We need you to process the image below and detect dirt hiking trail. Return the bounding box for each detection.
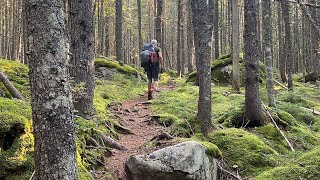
[104,84,176,180]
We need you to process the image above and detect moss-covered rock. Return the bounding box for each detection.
[186,53,266,85]
[208,128,278,175]
[0,98,34,179]
[95,58,138,76]
[256,146,320,180]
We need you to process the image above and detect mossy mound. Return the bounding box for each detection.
[95,58,139,76]
[187,53,266,85]
[208,128,278,176]
[0,59,30,99]
[0,98,33,179]
[256,146,320,180]
[254,124,290,154]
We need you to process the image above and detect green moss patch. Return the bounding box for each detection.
[208,128,278,175]
[95,58,138,76]
[256,146,320,180]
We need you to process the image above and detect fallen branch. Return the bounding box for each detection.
[262,102,295,152]
[29,171,35,180]
[301,107,320,116]
[96,131,127,151]
[150,132,174,141]
[0,68,25,101]
[114,123,134,134]
[273,79,289,90]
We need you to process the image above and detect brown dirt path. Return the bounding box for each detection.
[104,84,176,180]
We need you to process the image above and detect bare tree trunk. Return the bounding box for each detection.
[115,0,123,62]
[281,0,293,91]
[213,0,219,59]
[25,0,78,179]
[137,0,143,51]
[191,0,213,136]
[177,0,182,76]
[232,0,240,92]
[156,0,163,46]
[69,0,95,119]
[278,2,287,83]
[244,0,265,127]
[262,0,275,107]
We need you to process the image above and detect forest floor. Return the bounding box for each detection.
[104,84,176,180]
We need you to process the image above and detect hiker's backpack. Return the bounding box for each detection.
[140,43,158,68]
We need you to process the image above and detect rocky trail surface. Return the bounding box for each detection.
[104,84,176,180]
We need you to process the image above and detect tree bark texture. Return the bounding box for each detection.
[69,0,95,119]
[191,0,213,136]
[25,0,78,179]
[232,0,240,92]
[262,0,276,107]
[213,0,219,59]
[281,0,293,91]
[115,0,123,62]
[244,0,265,126]
[156,0,163,46]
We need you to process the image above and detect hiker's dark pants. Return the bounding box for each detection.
[145,62,160,82]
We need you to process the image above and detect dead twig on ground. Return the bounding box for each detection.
[262,102,295,152]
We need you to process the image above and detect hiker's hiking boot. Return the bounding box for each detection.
[148,89,153,100]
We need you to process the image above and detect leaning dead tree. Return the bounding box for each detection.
[0,68,25,101]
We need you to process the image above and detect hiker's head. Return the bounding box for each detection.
[151,39,157,46]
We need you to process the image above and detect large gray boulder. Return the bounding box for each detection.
[125,141,218,180]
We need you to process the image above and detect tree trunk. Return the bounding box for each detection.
[281,0,293,91]
[262,0,275,107]
[278,2,287,83]
[69,0,95,119]
[25,0,78,179]
[232,0,240,92]
[244,0,265,127]
[137,0,143,51]
[156,0,163,46]
[115,0,123,62]
[177,0,182,76]
[187,0,194,73]
[191,0,213,136]
[213,0,219,59]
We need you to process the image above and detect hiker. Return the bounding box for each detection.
[140,39,163,100]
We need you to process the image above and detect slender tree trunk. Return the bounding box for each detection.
[156,0,163,46]
[137,0,143,50]
[278,2,287,83]
[232,0,240,92]
[244,0,265,127]
[69,0,95,119]
[187,0,194,73]
[213,0,219,59]
[191,0,213,136]
[281,0,293,91]
[115,0,123,62]
[177,0,182,76]
[262,0,275,107]
[25,0,78,179]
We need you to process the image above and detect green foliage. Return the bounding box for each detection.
[0,59,30,99]
[256,146,320,180]
[208,128,278,175]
